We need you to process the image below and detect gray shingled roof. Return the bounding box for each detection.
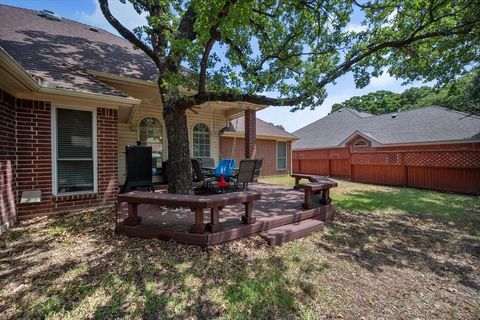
[293,107,480,149]
[0,5,158,97]
[223,116,297,140]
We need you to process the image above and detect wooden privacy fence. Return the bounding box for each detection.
[293,146,480,195]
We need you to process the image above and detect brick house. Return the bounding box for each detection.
[0,5,295,233]
[220,116,297,176]
[292,108,480,194]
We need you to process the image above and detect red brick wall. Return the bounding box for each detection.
[0,89,17,233]
[15,98,53,217]
[96,108,118,205]
[16,102,118,217]
[220,137,291,176]
[244,109,256,159]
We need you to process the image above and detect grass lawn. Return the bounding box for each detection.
[1,178,479,319]
[261,176,480,228]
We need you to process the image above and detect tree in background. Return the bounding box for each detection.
[332,70,480,115]
[100,0,480,194]
[332,90,402,114]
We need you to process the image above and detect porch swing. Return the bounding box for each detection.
[204,93,239,189]
[209,91,261,191]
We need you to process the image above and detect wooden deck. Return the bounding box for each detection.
[116,183,335,246]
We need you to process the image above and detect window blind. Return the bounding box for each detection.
[277,141,287,170]
[56,108,94,194]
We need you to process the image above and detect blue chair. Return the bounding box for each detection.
[215,159,236,178]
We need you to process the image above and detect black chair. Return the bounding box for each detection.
[191,158,216,191]
[201,158,215,168]
[253,158,263,181]
[121,145,155,193]
[232,159,257,191]
[198,157,216,178]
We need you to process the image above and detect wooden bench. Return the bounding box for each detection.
[291,174,337,209]
[291,173,328,186]
[117,191,261,234]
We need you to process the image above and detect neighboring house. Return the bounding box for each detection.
[0,5,294,233]
[220,116,297,176]
[293,107,480,194]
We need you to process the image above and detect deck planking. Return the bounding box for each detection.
[116,183,335,246]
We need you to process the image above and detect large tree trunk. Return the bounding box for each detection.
[163,100,194,194]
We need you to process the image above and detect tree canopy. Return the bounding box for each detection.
[331,70,480,115]
[103,0,480,110]
[100,0,480,193]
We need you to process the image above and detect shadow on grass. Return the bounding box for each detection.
[316,207,480,291]
[0,209,298,319]
[1,184,479,318]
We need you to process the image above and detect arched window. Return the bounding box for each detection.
[353,139,368,147]
[192,123,211,158]
[139,118,163,164]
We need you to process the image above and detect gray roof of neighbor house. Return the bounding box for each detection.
[293,107,480,149]
[222,116,297,140]
[0,5,158,97]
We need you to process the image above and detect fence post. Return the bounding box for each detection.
[401,153,408,187]
[348,147,353,181]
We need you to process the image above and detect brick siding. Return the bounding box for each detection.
[16,105,119,217]
[220,136,291,176]
[244,109,256,159]
[0,89,17,233]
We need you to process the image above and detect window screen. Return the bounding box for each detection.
[192,123,211,158]
[56,108,94,194]
[277,141,287,170]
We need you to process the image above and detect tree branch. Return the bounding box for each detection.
[166,4,197,72]
[176,5,197,41]
[98,0,160,66]
[198,36,218,93]
[316,18,480,90]
[175,92,304,109]
[198,0,238,94]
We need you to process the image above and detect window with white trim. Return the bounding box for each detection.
[192,123,211,158]
[139,118,163,165]
[277,141,287,170]
[353,139,368,147]
[54,108,95,194]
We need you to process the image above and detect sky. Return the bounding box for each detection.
[0,0,429,132]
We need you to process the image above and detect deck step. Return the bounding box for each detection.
[259,219,324,246]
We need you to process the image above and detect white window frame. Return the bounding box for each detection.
[276,141,288,170]
[51,106,97,196]
[137,116,164,162]
[192,122,211,158]
[137,117,164,143]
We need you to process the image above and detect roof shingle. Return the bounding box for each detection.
[223,116,297,140]
[293,107,480,149]
[0,5,158,97]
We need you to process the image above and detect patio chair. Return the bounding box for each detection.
[201,158,215,168]
[232,159,257,191]
[197,157,216,178]
[191,158,215,191]
[253,158,263,181]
